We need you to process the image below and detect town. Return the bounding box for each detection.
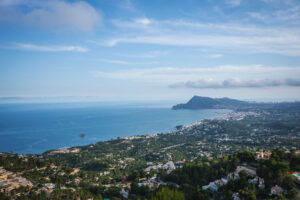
[1,107,300,199]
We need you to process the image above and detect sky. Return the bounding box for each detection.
[1,0,300,102]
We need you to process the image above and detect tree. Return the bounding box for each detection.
[280,175,295,190]
[127,170,140,182]
[103,187,121,198]
[152,187,185,200]
[237,151,255,163]
[0,192,9,200]
[130,182,139,194]
[287,188,298,199]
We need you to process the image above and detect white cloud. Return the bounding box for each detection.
[120,50,169,58]
[105,18,300,56]
[91,65,300,86]
[14,43,88,52]
[106,35,300,56]
[248,12,269,22]
[275,5,300,22]
[170,78,300,89]
[0,0,101,32]
[110,18,155,31]
[99,59,157,65]
[224,0,242,7]
[208,54,223,58]
[260,0,294,4]
[249,5,300,25]
[0,0,24,6]
[118,0,136,12]
[135,18,152,25]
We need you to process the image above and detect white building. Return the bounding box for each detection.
[270,185,283,196]
[163,161,176,174]
[44,183,55,190]
[120,189,129,199]
[232,192,240,200]
[145,161,175,174]
[202,182,218,191]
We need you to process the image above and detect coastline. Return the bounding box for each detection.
[44,110,260,156]
[1,108,232,155]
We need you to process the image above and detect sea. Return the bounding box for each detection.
[0,102,230,154]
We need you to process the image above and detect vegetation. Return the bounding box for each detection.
[1,104,300,199]
[172,95,300,110]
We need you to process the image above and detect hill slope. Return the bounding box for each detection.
[172,96,300,110]
[172,96,250,110]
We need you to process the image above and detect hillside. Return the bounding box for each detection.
[172,96,300,110]
[172,96,250,110]
[1,107,300,199]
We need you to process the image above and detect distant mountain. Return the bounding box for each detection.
[172,96,300,110]
[172,96,249,110]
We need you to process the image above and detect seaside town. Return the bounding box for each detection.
[0,167,33,197]
[2,0,300,198]
[1,107,300,199]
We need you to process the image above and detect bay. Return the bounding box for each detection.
[0,102,230,154]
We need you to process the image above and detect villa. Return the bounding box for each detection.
[270,185,283,196]
[202,182,218,191]
[255,150,272,160]
[145,161,176,174]
[232,192,240,200]
[248,176,265,189]
[293,172,300,183]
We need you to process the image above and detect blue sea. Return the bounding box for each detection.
[0,102,230,154]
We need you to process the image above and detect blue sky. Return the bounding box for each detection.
[1,0,300,102]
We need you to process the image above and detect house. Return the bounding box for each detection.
[258,178,265,189]
[69,148,80,153]
[221,178,228,184]
[120,188,129,199]
[214,179,227,187]
[121,176,128,182]
[227,172,239,180]
[248,177,258,184]
[44,183,55,190]
[256,151,272,160]
[49,163,57,169]
[270,185,283,196]
[44,189,53,194]
[292,172,300,183]
[232,192,240,200]
[202,177,228,191]
[248,176,265,189]
[145,161,175,174]
[103,171,110,175]
[74,178,81,184]
[0,167,33,196]
[202,182,218,191]
[70,168,80,175]
[163,161,176,174]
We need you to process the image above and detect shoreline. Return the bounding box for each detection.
[45,110,255,156]
[1,109,233,155]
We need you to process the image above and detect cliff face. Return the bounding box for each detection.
[172,96,249,110]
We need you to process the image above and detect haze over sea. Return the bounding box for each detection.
[0,102,230,154]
